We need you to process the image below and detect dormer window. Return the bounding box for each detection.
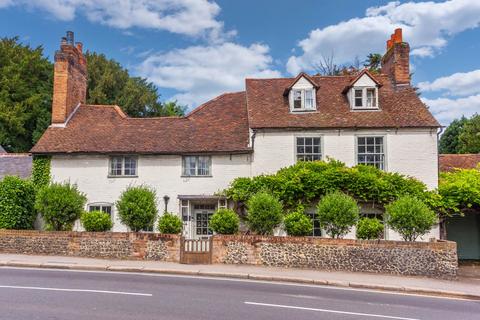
[290,89,316,112]
[351,87,378,109]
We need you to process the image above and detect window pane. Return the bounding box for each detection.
[305,90,314,109]
[293,90,302,109]
[124,157,137,176]
[296,136,321,162]
[110,157,122,176]
[354,89,363,107]
[366,88,376,107]
[101,206,112,215]
[357,136,384,170]
[89,206,100,212]
[296,137,304,145]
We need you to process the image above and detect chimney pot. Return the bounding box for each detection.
[381,28,410,86]
[394,28,403,43]
[75,42,83,52]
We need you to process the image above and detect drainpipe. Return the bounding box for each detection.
[436,126,446,240]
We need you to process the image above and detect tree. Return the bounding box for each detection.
[157,212,183,234]
[356,217,384,240]
[246,191,283,235]
[116,185,157,231]
[458,114,480,153]
[35,182,87,231]
[81,210,113,232]
[439,116,468,153]
[0,176,36,229]
[385,196,437,241]
[317,191,359,238]
[209,209,239,235]
[314,52,343,76]
[284,209,313,236]
[0,37,53,152]
[86,52,185,117]
[364,53,382,73]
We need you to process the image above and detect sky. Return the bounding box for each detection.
[0,0,480,125]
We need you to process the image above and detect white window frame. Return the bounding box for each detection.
[108,156,138,177]
[294,135,323,162]
[351,87,379,110]
[87,202,114,220]
[182,156,212,177]
[355,135,386,170]
[290,88,316,112]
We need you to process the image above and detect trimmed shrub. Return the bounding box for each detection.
[356,217,384,240]
[81,210,113,232]
[317,191,359,238]
[35,182,87,231]
[0,176,36,229]
[284,210,313,236]
[209,208,239,234]
[116,185,157,232]
[158,213,183,234]
[246,191,283,235]
[386,195,437,241]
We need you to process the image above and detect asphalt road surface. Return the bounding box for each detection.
[0,267,479,320]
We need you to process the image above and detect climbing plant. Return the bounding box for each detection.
[32,156,51,189]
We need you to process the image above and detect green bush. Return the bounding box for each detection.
[158,213,183,234]
[246,191,283,235]
[0,176,36,229]
[32,156,50,189]
[116,185,157,232]
[81,210,113,232]
[385,196,437,241]
[209,208,239,234]
[356,217,384,240]
[317,191,359,238]
[284,209,313,236]
[35,182,87,231]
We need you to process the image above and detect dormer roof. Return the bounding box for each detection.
[283,72,319,96]
[341,69,382,94]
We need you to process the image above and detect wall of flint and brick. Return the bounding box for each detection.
[0,231,457,278]
[0,230,179,261]
[212,235,458,278]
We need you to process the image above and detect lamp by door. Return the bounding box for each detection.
[163,195,170,213]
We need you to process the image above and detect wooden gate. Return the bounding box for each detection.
[180,237,212,264]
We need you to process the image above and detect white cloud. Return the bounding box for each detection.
[422,95,480,125]
[287,0,480,74]
[137,42,281,107]
[418,69,480,97]
[2,0,229,40]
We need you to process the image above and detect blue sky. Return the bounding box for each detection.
[1,0,480,125]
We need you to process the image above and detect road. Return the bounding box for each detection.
[0,267,478,320]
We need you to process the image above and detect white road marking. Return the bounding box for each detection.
[0,266,474,302]
[244,301,421,320]
[0,285,152,296]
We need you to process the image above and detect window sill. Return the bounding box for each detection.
[290,109,318,113]
[181,175,213,178]
[351,107,380,111]
[107,175,138,179]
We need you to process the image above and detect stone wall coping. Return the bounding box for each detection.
[0,229,180,240]
[212,235,456,250]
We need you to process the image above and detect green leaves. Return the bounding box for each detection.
[116,185,157,232]
[439,114,480,154]
[284,209,313,236]
[0,176,36,229]
[246,191,283,235]
[317,191,359,238]
[385,196,437,242]
[35,182,87,231]
[209,209,239,235]
[157,212,183,234]
[356,218,384,240]
[32,156,50,189]
[439,168,480,214]
[81,210,113,232]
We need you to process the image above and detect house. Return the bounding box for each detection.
[439,154,480,260]
[31,29,441,240]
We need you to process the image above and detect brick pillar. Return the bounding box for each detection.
[51,31,87,124]
[381,28,410,86]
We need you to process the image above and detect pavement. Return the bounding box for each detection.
[1,267,479,320]
[0,253,479,301]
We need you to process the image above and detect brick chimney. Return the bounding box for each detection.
[51,31,87,124]
[381,28,410,87]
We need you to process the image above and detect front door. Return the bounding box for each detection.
[193,204,215,239]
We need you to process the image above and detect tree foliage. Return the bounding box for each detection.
[209,208,239,235]
[356,217,384,240]
[32,156,51,189]
[246,191,283,235]
[0,176,36,229]
[0,37,53,152]
[364,53,382,73]
[439,168,480,214]
[385,196,437,241]
[81,210,113,232]
[439,116,468,154]
[157,212,183,234]
[86,52,185,117]
[458,114,480,153]
[317,191,359,238]
[116,185,157,232]
[284,208,313,236]
[35,182,87,231]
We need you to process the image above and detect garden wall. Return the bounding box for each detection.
[0,230,180,261]
[212,235,458,278]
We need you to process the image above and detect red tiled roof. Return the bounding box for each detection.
[246,73,440,129]
[31,92,251,154]
[439,154,480,172]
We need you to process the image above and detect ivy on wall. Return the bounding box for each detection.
[32,156,51,189]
